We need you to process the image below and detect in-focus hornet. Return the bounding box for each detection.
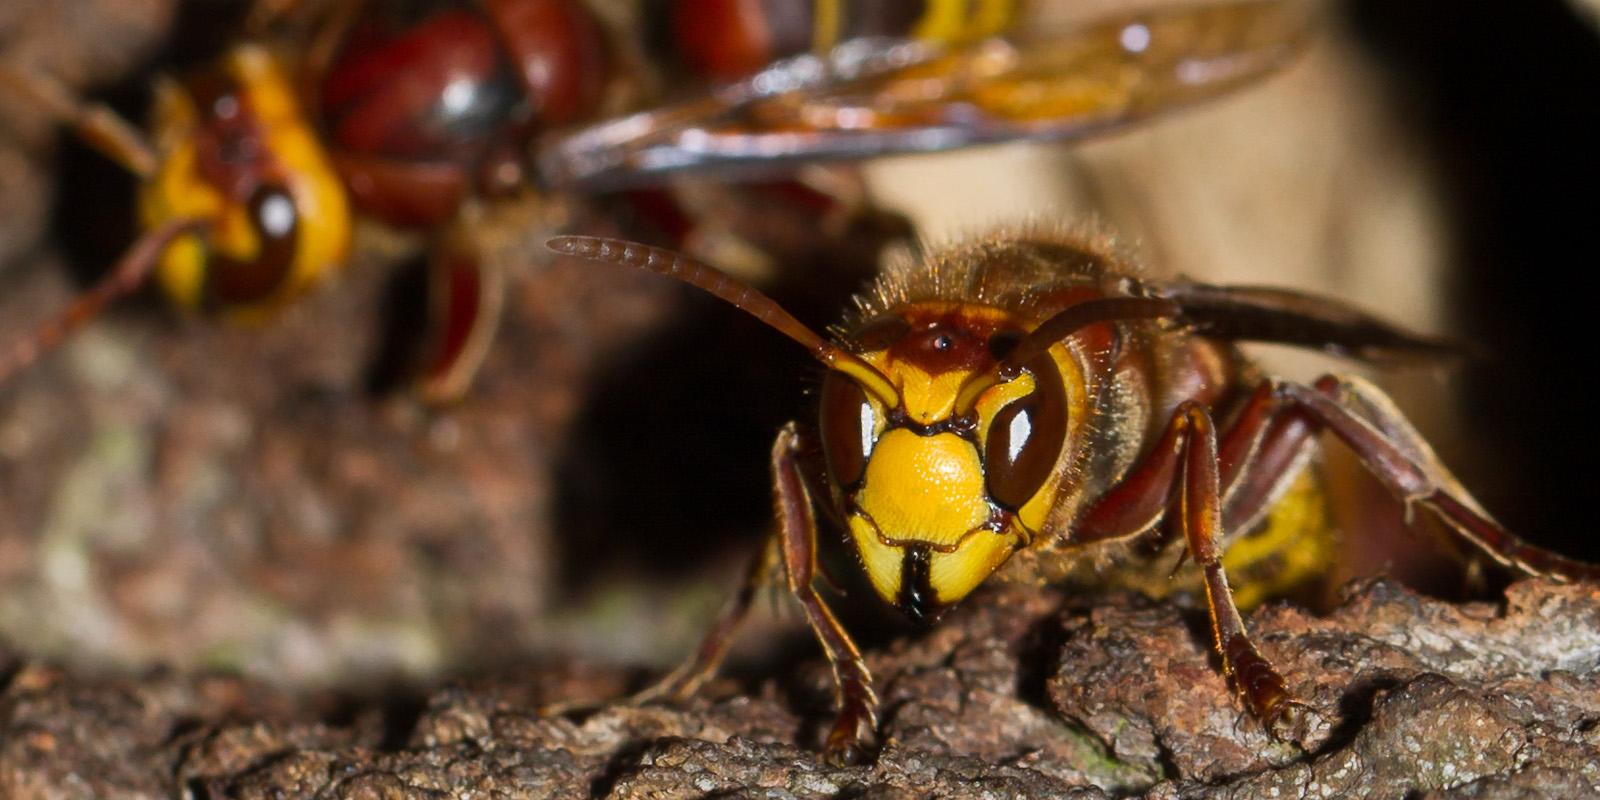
[547,231,1599,762]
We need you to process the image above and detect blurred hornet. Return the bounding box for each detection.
[0,0,1310,401]
[549,232,1600,761]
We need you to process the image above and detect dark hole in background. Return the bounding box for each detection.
[553,295,809,588]
[552,249,877,592]
[45,0,255,310]
[50,115,146,296]
[1347,0,1600,563]
[364,251,432,396]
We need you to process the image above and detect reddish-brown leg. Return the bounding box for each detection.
[1076,401,1320,742]
[629,534,780,705]
[1217,382,1321,534]
[1173,403,1319,741]
[771,422,877,763]
[0,218,200,387]
[1192,374,1598,582]
[1076,383,1305,543]
[415,218,507,405]
[1276,375,1600,581]
[627,423,875,762]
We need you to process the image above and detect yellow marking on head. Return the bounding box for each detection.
[858,429,989,547]
[928,531,1017,604]
[855,302,1028,424]
[848,513,1021,608]
[225,46,350,319]
[825,350,900,410]
[140,79,214,311]
[848,515,904,604]
[137,45,349,319]
[849,428,1002,607]
[878,361,968,424]
[966,341,1087,535]
[965,368,1060,533]
[972,370,1035,453]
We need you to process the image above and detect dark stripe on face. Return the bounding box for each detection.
[897,544,943,623]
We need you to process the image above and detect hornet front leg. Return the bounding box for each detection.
[632,422,877,763]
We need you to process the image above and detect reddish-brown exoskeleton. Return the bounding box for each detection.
[549,232,1600,762]
[0,0,1313,401]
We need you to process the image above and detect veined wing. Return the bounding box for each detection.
[541,0,1316,190]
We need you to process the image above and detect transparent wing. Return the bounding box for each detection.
[541,0,1316,190]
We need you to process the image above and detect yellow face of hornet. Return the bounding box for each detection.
[139,45,350,321]
[819,302,1080,621]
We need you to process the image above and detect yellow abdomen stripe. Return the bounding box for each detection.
[913,0,1015,43]
[813,0,844,53]
[812,0,1017,54]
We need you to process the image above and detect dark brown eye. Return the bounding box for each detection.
[984,353,1067,510]
[819,373,874,489]
[206,183,300,307]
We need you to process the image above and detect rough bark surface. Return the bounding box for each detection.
[3,577,1596,799]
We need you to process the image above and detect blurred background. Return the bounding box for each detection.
[0,0,1595,690]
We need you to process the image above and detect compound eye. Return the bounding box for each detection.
[251,184,299,250]
[819,372,875,489]
[983,353,1067,510]
[205,183,301,307]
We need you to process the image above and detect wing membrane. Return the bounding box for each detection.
[1154,281,1466,362]
[542,0,1316,190]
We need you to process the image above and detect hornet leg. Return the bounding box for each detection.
[1205,375,1598,582]
[629,534,780,705]
[1273,375,1600,581]
[1077,401,1324,744]
[771,422,877,763]
[630,423,876,763]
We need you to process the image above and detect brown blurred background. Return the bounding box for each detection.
[0,0,1596,689]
